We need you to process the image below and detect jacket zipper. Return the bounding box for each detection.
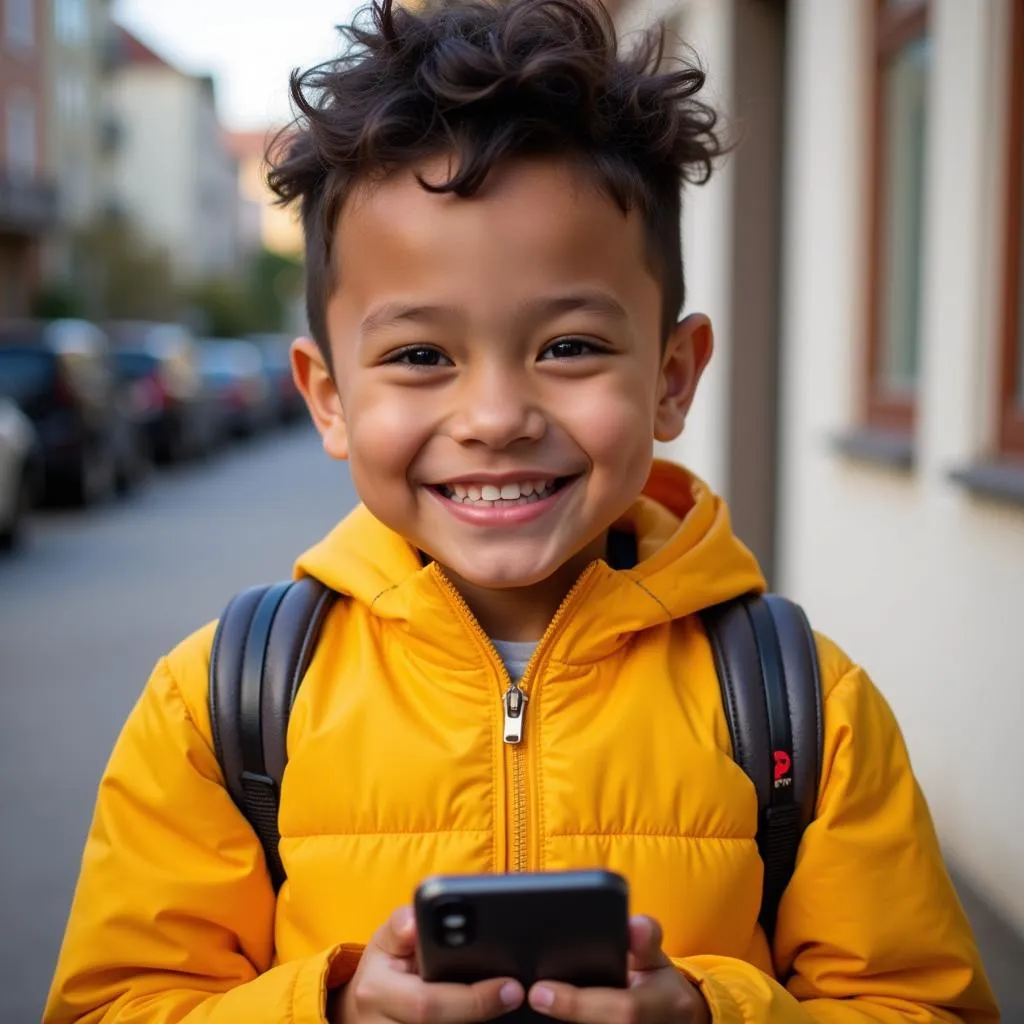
[432,562,599,872]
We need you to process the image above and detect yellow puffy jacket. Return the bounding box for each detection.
[45,462,997,1024]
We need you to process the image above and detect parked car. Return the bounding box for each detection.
[105,321,218,463]
[0,319,148,506]
[247,333,305,423]
[0,397,41,551]
[199,339,275,439]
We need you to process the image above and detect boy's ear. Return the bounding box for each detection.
[291,337,349,461]
[653,313,714,443]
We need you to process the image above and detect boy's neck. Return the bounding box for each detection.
[442,531,610,642]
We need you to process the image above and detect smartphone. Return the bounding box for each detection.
[415,869,629,1015]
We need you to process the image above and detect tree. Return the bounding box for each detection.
[34,217,305,336]
[186,249,304,338]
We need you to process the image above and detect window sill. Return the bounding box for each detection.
[832,428,915,471]
[948,461,1024,509]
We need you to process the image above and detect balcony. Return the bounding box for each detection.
[0,173,60,235]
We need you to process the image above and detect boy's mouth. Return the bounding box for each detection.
[432,477,574,508]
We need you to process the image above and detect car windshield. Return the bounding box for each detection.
[0,349,56,402]
[113,351,159,380]
[201,344,261,376]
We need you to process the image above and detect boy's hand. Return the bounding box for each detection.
[528,917,710,1024]
[332,907,525,1024]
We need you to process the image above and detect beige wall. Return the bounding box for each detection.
[613,0,1024,933]
[230,136,303,259]
[109,67,193,273]
[777,0,1024,928]
[110,67,241,281]
[615,0,738,494]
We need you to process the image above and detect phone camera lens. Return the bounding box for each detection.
[435,900,475,948]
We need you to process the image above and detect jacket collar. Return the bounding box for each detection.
[294,461,766,668]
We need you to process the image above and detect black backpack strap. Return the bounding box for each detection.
[209,577,336,891]
[701,593,824,942]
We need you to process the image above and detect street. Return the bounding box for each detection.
[0,424,356,1023]
[1,424,1020,1022]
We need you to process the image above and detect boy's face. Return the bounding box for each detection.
[295,157,711,593]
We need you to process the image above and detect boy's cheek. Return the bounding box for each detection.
[565,390,657,467]
[347,402,432,474]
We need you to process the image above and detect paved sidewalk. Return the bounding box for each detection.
[955,872,1024,1021]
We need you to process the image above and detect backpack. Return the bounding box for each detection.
[209,577,823,942]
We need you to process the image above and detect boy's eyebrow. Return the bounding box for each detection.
[360,291,629,338]
[360,302,461,338]
[527,291,630,324]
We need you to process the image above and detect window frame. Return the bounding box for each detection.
[5,90,38,178]
[54,0,89,46]
[864,0,930,434]
[998,0,1024,459]
[4,0,35,51]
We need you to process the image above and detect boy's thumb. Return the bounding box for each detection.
[376,906,417,957]
[628,915,669,972]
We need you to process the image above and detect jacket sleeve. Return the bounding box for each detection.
[672,647,999,1024]
[43,651,363,1024]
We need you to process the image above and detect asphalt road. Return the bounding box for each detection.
[1,424,1019,1021]
[0,423,357,1023]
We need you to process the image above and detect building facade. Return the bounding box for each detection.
[0,0,58,315]
[107,28,242,284]
[615,0,1024,946]
[225,129,303,260]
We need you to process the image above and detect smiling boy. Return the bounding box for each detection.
[295,155,706,640]
[44,1,998,1022]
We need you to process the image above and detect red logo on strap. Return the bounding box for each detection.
[773,750,792,784]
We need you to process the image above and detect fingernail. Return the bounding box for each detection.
[500,982,522,1007]
[395,906,414,932]
[532,986,554,1009]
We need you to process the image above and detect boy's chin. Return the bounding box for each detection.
[441,561,557,592]
[434,549,576,593]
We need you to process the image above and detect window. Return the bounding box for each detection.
[866,0,931,432]
[4,0,34,50]
[57,72,89,123]
[999,0,1024,458]
[5,91,37,178]
[54,0,89,46]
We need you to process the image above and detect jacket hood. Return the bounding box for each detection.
[294,460,765,663]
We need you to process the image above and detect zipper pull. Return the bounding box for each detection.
[502,684,528,744]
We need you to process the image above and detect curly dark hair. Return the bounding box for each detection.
[268,0,724,362]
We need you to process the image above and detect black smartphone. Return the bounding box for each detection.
[415,869,629,1019]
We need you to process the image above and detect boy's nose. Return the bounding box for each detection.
[448,372,546,449]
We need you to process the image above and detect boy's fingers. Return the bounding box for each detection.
[372,972,524,1024]
[528,982,635,1024]
[374,906,418,959]
[627,916,670,973]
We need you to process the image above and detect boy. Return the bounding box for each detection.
[45,0,998,1021]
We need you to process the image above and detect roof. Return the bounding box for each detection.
[223,130,277,161]
[115,26,176,70]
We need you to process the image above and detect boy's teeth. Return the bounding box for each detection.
[443,479,561,505]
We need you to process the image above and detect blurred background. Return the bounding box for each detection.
[1,0,1022,1021]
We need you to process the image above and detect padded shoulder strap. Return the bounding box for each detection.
[701,593,824,941]
[209,577,336,891]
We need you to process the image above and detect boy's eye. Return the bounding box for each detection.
[388,346,453,368]
[540,337,601,360]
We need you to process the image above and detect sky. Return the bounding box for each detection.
[111,0,365,131]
